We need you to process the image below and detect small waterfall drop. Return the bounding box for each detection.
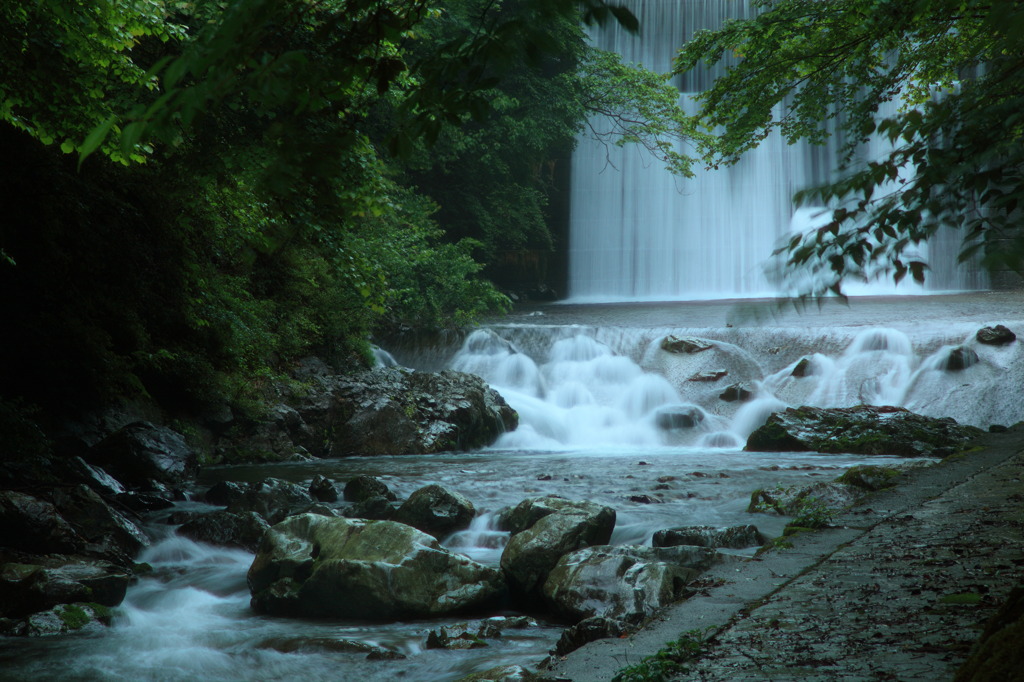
[447,317,1024,450]
[568,0,985,301]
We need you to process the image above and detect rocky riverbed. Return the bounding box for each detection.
[545,427,1024,682]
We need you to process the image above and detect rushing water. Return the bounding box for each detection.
[568,0,986,301]
[3,296,1020,682]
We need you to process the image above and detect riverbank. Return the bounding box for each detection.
[545,426,1024,681]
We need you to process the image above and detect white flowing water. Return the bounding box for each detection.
[568,0,986,301]
[4,296,1019,682]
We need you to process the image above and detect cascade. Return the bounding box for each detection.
[444,309,1024,450]
[568,0,986,301]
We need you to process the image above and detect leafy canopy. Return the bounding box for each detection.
[674,0,1024,296]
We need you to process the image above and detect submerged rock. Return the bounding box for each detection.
[204,481,246,506]
[653,524,766,550]
[719,382,756,402]
[248,514,503,620]
[654,405,706,430]
[791,357,814,377]
[745,405,981,457]
[943,346,980,371]
[688,369,728,382]
[255,636,405,659]
[217,366,516,461]
[453,665,540,682]
[834,464,909,492]
[393,484,475,539]
[424,618,532,650]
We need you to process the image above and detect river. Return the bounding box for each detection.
[0,294,1021,681]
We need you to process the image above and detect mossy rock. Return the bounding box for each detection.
[834,465,903,491]
[955,585,1024,681]
[746,405,981,457]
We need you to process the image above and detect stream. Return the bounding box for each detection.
[1,296,1021,682]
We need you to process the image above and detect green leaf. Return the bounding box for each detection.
[78,116,117,169]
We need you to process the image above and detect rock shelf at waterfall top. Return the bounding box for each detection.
[543,426,1024,682]
[503,291,1024,331]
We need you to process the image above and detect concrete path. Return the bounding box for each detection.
[543,427,1024,681]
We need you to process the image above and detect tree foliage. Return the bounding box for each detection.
[675,0,1024,296]
[0,0,692,418]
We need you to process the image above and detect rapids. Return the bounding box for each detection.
[1,295,1019,682]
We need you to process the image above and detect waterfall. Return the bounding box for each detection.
[568,0,986,301]
[447,319,1024,450]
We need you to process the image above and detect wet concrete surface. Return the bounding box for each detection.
[544,427,1024,681]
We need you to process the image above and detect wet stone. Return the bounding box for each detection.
[343,475,397,503]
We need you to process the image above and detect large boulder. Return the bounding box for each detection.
[247,514,503,620]
[745,405,982,457]
[225,478,315,524]
[497,496,609,535]
[543,545,737,624]
[86,422,197,489]
[177,510,270,552]
[343,475,397,503]
[214,364,517,462]
[0,491,81,556]
[393,485,475,539]
[50,485,149,565]
[0,558,130,618]
[302,368,518,457]
[0,487,148,567]
[499,498,615,598]
[217,364,518,462]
